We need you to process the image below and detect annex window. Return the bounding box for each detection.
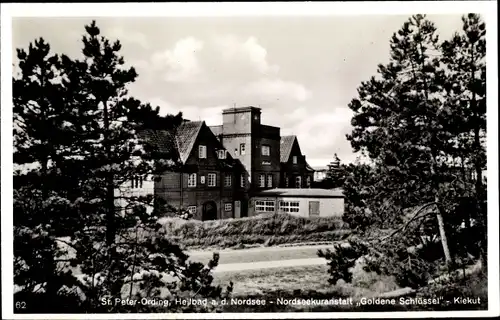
[261,145,270,156]
[259,174,266,187]
[240,143,246,155]
[285,176,289,188]
[131,175,143,189]
[293,156,298,164]
[267,174,273,188]
[306,176,311,188]
[309,201,320,217]
[199,145,207,159]
[217,150,226,159]
[188,173,197,187]
[187,206,197,214]
[279,201,300,213]
[224,203,232,211]
[224,175,232,187]
[255,200,275,213]
[295,176,302,188]
[240,174,246,188]
[208,173,216,187]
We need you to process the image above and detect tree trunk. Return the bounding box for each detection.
[436,206,453,266]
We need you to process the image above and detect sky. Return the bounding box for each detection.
[11,14,465,167]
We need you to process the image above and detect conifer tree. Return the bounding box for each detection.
[346,15,457,265]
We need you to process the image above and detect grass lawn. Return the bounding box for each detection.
[213,264,330,296]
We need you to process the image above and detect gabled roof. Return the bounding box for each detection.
[138,121,204,165]
[138,129,178,156]
[280,135,297,163]
[175,121,204,163]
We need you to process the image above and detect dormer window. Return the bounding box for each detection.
[217,150,227,159]
[293,156,298,164]
[199,145,207,159]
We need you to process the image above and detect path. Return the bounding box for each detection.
[187,244,333,272]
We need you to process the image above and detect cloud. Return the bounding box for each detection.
[244,78,312,102]
[284,107,355,165]
[213,35,279,76]
[146,97,226,126]
[145,37,204,83]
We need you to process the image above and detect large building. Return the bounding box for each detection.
[129,106,319,220]
[209,106,314,192]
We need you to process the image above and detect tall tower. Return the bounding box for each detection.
[221,106,262,181]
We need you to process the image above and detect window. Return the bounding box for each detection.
[261,145,270,156]
[240,174,246,188]
[199,145,207,159]
[285,176,289,187]
[306,176,311,188]
[234,148,238,156]
[208,173,216,187]
[279,201,300,213]
[200,176,206,184]
[259,174,266,187]
[295,176,302,188]
[255,200,275,212]
[131,176,143,188]
[187,206,197,214]
[293,156,298,164]
[267,174,273,188]
[217,150,226,159]
[240,143,246,155]
[188,173,197,187]
[224,203,232,211]
[224,175,232,187]
[309,201,320,217]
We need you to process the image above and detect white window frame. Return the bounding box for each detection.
[240,174,246,188]
[255,200,275,213]
[279,201,300,213]
[261,145,270,156]
[199,145,207,159]
[267,174,273,188]
[295,176,302,188]
[188,173,197,187]
[200,175,206,184]
[224,203,232,211]
[187,206,197,214]
[207,173,216,187]
[240,143,246,155]
[217,150,226,159]
[259,174,266,187]
[224,175,232,187]
[293,156,298,164]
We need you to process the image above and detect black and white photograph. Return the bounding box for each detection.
[1,1,498,318]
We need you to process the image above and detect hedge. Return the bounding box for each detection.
[157,213,351,249]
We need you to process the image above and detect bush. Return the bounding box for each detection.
[317,239,369,284]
